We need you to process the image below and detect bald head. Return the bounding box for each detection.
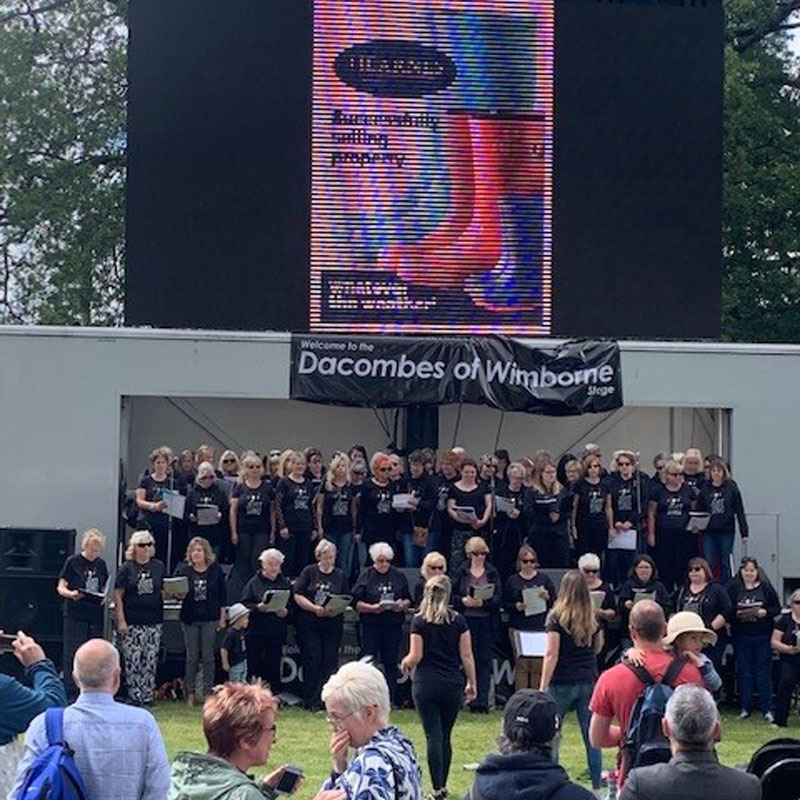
[73,639,120,691]
[629,600,667,644]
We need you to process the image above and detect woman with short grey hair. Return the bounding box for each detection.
[241,548,290,693]
[317,661,422,800]
[352,543,411,705]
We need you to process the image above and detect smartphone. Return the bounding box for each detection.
[274,766,304,795]
[0,633,17,653]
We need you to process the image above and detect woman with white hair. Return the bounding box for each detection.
[241,548,291,693]
[113,530,166,705]
[186,461,229,559]
[352,542,411,705]
[317,661,422,800]
[293,539,350,711]
[771,587,800,728]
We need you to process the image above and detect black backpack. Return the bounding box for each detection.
[621,657,687,774]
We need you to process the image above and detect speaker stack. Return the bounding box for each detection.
[0,527,75,679]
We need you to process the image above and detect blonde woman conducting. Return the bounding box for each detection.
[401,576,476,800]
[540,570,603,792]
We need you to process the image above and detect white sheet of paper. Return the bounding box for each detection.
[161,489,186,520]
[323,594,352,614]
[590,590,606,611]
[522,587,547,616]
[196,504,219,526]
[515,630,548,657]
[470,584,495,602]
[495,496,516,514]
[454,506,478,523]
[687,512,711,532]
[632,591,656,605]
[392,493,416,510]
[608,528,637,550]
[262,589,291,612]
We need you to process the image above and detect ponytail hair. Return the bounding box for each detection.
[419,575,454,625]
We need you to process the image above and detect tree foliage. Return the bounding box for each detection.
[0,1,798,339]
[0,0,126,325]
[723,0,800,342]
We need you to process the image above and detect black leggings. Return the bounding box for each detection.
[412,678,464,791]
[298,619,343,708]
[775,658,800,727]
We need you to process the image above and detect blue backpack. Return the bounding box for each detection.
[621,657,687,774]
[15,707,88,800]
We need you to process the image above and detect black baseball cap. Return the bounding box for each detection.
[503,690,560,744]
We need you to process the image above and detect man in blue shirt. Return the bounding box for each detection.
[0,630,66,796]
[11,638,170,800]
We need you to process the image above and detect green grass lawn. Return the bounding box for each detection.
[152,703,793,799]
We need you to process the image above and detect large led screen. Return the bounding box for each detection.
[311,0,554,334]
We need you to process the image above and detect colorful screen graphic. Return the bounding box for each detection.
[312,0,554,334]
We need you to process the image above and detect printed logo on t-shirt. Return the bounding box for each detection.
[618,487,632,512]
[332,495,348,516]
[377,490,391,515]
[710,491,725,515]
[589,489,604,515]
[437,486,449,511]
[314,580,332,606]
[294,488,309,511]
[194,577,208,602]
[84,569,99,594]
[246,492,263,516]
[666,495,684,516]
[137,570,154,596]
[378,581,395,604]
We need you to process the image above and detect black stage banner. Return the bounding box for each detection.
[290,334,622,415]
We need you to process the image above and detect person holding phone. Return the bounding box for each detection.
[168,681,304,799]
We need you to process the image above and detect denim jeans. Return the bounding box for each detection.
[229,660,248,682]
[735,633,773,714]
[402,531,425,569]
[325,530,354,577]
[548,682,603,789]
[703,530,735,585]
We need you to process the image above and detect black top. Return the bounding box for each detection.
[293,564,349,625]
[352,565,410,627]
[773,613,800,663]
[59,554,108,623]
[221,627,246,667]
[356,481,396,545]
[232,480,274,534]
[138,475,173,529]
[275,476,315,533]
[574,478,610,530]
[241,572,292,636]
[186,483,230,541]
[408,473,437,529]
[675,582,732,629]
[494,484,527,542]
[696,480,748,537]
[448,484,489,531]
[606,473,646,526]
[504,571,556,631]
[651,484,695,535]
[431,474,455,536]
[174,561,227,624]
[523,487,571,537]
[410,611,468,684]
[726,578,781,638]
[547,616,598,685]
[682,472,706,499]
[115,559,165,626]
[451,563,503,618]
[319,483,357,537]
[617,578,673,630]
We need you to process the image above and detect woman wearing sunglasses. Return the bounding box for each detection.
[413,551,448,607]
[186,461,229,560]
[503,545,555,691]
[355,453,399,561]
[113,530,166,706]
[452,536,502,713]
[771,588,800,728]
[572,454,610,561]
[674,557,732,676]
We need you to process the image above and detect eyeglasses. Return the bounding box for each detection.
[378,467,391,472]
[429,565,445,571]
[326,710,356,728]
[471,551,488,557]
[582,568,599,574]
[617,461,631,467]
[136,542,154,548]
[222,458,236,463]
[689,566,704,572]
[521,559,537,565]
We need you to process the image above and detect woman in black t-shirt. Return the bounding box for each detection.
[401,575,476,800]
[57,528,109,701]
[174,536,227,704]
[355,452,397,555]
[134,445,174,568]
[316,452,357,576]
[493,462,528,582]
[523,461,571,568]
[292,539,350,711]
[113,530,166,706]
[647,459,695,592]
[186,461,229,559]
[727,557,780,721]
[604,451,646,590]
[352,541,411,705]
[240,547,292,693]
[617,554,673,647]
[275,451,317,577]
[503,544,555,691]
[539,570,603,792]
[771,589,800,727]
[230,453,275,580]
[572,454,610,560]
[446,459,492,574]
